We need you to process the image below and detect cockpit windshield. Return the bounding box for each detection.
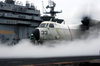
[39,23,54,28]
[39,23,46,27]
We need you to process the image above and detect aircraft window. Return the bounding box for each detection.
[46,23,49,27]
[49,23,54,28]
[40,23,46,27]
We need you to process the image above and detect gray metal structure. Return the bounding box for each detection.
[41,0,64,24]
[0,0,42,44]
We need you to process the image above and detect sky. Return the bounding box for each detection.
[11,0,100,24]
[1,0,100,24]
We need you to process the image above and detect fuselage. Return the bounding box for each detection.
[31,21,87,43]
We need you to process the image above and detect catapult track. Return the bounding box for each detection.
[0,55,100,66]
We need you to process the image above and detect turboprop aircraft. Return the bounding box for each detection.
[30,17,100,44]
[30,0,100,44]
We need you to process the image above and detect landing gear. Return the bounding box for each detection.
[34,40,43,45]
[7,42,15,45]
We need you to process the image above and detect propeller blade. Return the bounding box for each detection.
[74,4,100,27]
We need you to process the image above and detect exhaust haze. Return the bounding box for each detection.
[0,32,100,58]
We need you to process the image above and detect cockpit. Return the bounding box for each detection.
[49,23,54,28]
[39,22,54,28]
[39,23,46,27]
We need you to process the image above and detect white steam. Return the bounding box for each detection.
[0,31,100,58]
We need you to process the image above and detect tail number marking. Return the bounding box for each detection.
[41,31,48,35]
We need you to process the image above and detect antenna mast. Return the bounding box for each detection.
[42,0,64,24]
[44,0,62,17]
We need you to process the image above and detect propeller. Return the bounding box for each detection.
[79,4,92,27]
[81,16,90,26]
[74,4,100,28]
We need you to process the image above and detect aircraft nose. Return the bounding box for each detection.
[32,29,40,40]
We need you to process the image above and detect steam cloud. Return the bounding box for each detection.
[0,30,100,58]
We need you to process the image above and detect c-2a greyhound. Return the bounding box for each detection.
[30,17,100,44]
